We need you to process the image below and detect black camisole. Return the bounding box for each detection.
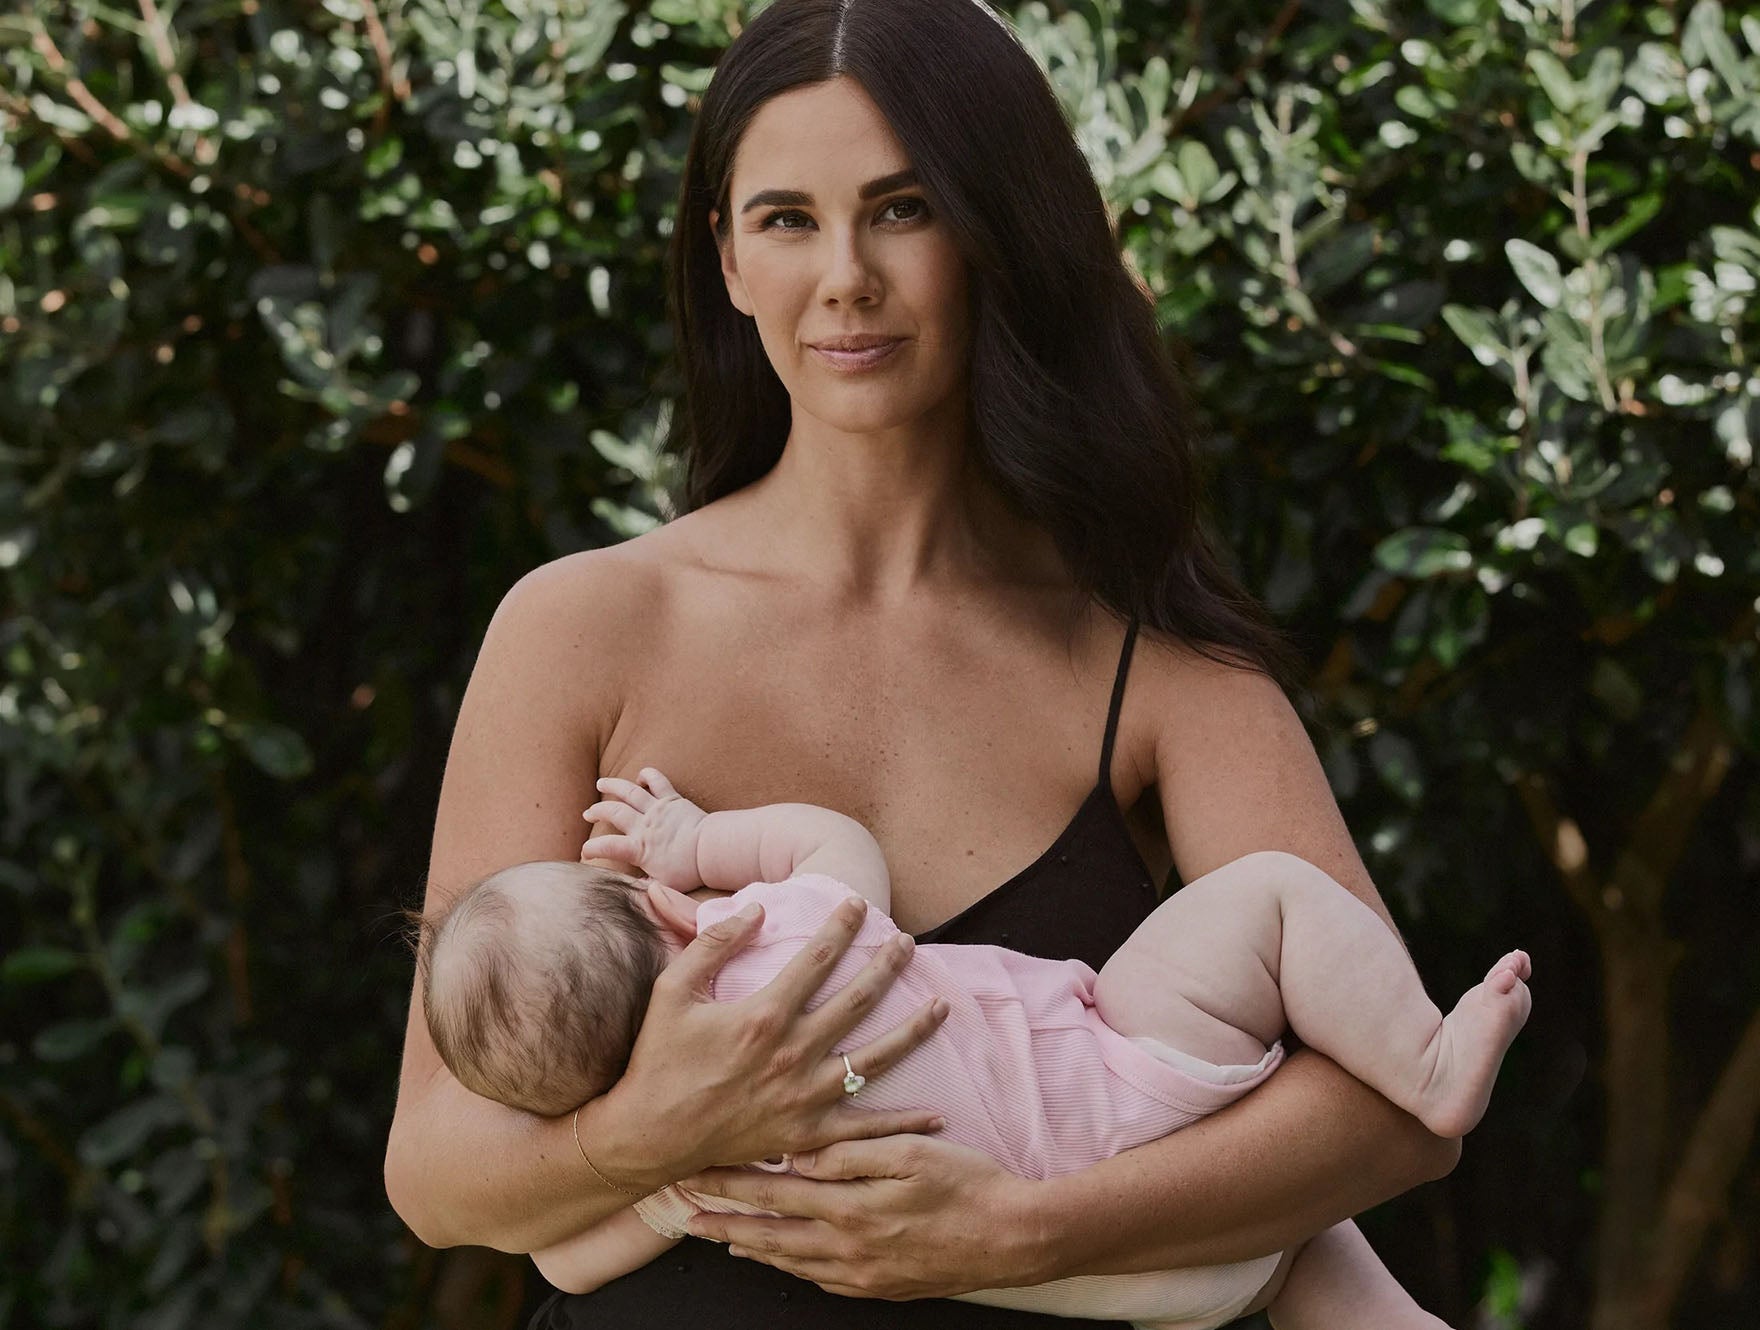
[529,619,1164,1329]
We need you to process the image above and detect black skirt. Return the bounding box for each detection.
[527,1238,1125,1328]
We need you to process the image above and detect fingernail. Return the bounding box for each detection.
[793,1150,816,1170]
[738,903,762,920]
[932,998,949,1019]
[929,1116,946,1131]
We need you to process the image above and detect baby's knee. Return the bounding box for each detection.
[1240,1243,1302,1318]
[1210,850,1352,911]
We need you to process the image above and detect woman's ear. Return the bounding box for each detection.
[708,208,752,317]
[645,879,701,939]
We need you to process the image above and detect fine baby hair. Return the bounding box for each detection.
[403,861,667,1117]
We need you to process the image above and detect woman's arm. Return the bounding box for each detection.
[681,648,1457,1293]
[1030,648,1460,1277]
[383,556,947,1253]
[384,559,628,1250]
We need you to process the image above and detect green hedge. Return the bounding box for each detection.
[2,2,1756,1327]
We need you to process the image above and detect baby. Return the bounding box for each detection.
[411,768,1530,1330]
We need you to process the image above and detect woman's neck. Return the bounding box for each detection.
[738,413,1058,602]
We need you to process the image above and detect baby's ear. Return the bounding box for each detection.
[645,879,700,939]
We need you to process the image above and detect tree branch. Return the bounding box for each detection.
[1642,1000,1760,1318]
[1510,769,1598,916]
[1610,699,1736,916]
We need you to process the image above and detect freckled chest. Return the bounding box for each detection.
[598,586,1123,933]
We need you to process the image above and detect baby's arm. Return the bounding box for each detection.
[529,1206,681,1294]
[584,768,891,911]
[695,803,890,911]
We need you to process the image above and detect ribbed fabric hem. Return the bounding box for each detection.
[1094,1023,1285,1116]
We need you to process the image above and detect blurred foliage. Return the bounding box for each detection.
[1,1,1756,1328]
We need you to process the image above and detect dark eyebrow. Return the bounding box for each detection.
[740,168,920,214]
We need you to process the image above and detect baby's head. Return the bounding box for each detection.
[406,861,687,1117]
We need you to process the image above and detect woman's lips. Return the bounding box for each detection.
[811,339,905,371]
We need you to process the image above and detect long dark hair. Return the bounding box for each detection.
[662,0,1301,688]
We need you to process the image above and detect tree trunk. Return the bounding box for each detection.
[1589,925,1679,1330]
[1513,678,1753,1330]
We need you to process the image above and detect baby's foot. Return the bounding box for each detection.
[1415,951,1532,1138]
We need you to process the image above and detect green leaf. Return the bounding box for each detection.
[79,1095,186,1167]
[1302,223,1378,296]
[1176,140,1222,200]
[119,971,211,1042]
[1581,47,1626,115]
[235,722,314,780]
[1441,305,1507,367]
[1542,335,1599,403]
[1684,0,1748,92]
[1507,239,1564,308]
[1482,1248,1525,1319]
[1431,584,1490,668]
[1366,358,1435,389]
[144,1215,203,1294]
[1348,279,1444,330]
[1594,191,1664,255]
[2,946,82,984]
[1424,0,1483,23]
[1528,49,1581,113]
[1369,730,1424,804]
[150,1046,198,1092]
[1562,523,1599,557]
[1438,409,1512,476]
[1374,528,1474,578]
[364,135,403,179]
[33,1017,117,1062]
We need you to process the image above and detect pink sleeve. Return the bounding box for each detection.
[695,874,878,943]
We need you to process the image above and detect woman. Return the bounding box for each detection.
[382,1,1460,1326]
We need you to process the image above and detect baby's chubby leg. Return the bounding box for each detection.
[1091,854,1288,1067]
[1093,850,1531,1138]
[1264,1221,1450,1329]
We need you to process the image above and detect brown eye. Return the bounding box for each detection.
[758,198,931,232]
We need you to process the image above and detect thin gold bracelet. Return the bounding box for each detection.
[572,1105,647,1196]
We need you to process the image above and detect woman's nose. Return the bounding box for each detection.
[820,230,882,305]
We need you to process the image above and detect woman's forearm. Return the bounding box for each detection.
[384,1071,667,1254]
[1017,1048,1459,1282]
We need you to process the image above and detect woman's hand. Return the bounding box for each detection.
[678,1136,1048,1299]
[598,892,952,1188]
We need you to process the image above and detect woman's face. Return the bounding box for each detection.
[710,77,972,436]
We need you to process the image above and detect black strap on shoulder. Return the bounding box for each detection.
[1098,616,1140,791]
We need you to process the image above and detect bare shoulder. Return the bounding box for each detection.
[483,509,741,720]
[422,530,702,897]
[1128,629,1387,921]
[499,532,674,634]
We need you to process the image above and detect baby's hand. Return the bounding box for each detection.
[581,767,707,890]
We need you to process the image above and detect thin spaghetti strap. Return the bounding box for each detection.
[1097,616,1140,791]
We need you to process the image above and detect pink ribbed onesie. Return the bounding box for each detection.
[635,875,1288,1330]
